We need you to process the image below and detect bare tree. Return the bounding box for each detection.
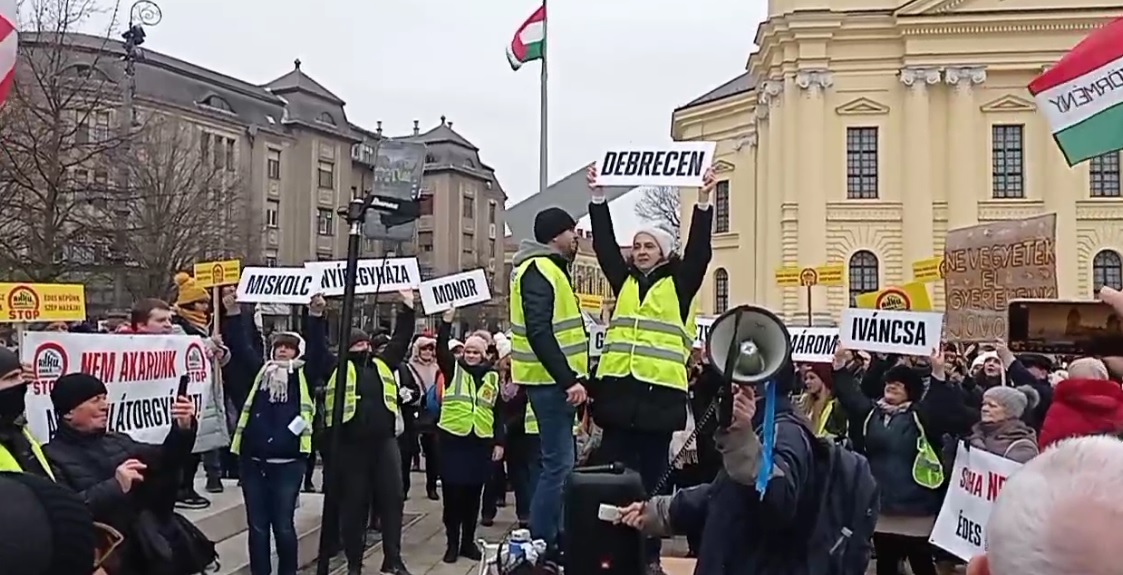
[634,186,680,238]
[118,113,250,298]
[0,0,128,281]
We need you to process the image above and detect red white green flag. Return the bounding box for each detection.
[1029,17,1123,166]
[506,5,545,71]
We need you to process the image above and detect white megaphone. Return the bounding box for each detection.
[705,305,793,386]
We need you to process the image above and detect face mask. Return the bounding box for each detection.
[348,349,373,365]
[0,383,28,424]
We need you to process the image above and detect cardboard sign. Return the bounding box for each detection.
[840,308,944,356]
[419,269,491,314]
[930,442,1024,561]
[236,267,318,305]
[589,324,606,357]
[855,282,933,311]
[943,214,1057,341]
[21,332,217,445]
[594,142,717,187]
[305,257,421,297]
[0,283,85,323]
[789,327,839,363]
[194,259,241,288]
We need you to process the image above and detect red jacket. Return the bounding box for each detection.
[1038,378,1123,448]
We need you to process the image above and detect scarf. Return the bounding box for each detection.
[175,305,208,331]
[968,419,1036,458]
[259,359,305,403]
[408,357,439,392]
[876,399,912,426]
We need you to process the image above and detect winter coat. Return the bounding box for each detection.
[170,315,231,452]
[639,396,820,575]
[585,201,713,434]
[1038,378,1123,448]
[510,241,584,390]
[45,420,196,575]
[966,419,1039,463]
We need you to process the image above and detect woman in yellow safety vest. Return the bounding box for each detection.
[434,307,505,565]
[793,363,848,440]
[583,164,717,571]
[0,348,53,479]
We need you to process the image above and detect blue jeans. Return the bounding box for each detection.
[240,458,306,575]
[525,385,576,546]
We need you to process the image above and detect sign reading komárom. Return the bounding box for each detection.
[788,327,839,363]
[305,257,421,297]
[419,268,491,314]
[594,142,717,188]
[236,267,318,305]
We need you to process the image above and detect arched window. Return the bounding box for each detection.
[1093,249,1123,295]
[848,250,879,306]
[714,268,729,314]
[200,96,234,113]
[317,112,336,125]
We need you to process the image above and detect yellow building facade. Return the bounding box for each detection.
[672,0,1123,321]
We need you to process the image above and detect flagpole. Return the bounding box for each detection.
[538,0,548,197]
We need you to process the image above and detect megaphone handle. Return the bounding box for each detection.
[717,382,734,428]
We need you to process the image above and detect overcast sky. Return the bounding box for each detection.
[75,0,764,234]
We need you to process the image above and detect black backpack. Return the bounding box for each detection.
[785,414,880,575]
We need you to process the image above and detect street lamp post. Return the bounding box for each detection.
[113,0,161,311]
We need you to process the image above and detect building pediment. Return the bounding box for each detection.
[835,97,890,116]
[897,0,1118,16]
[712,159,735,174]
[980,94,1036,113]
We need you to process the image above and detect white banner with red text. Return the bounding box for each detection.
[929,442,1024,561]
[21,332,218,446]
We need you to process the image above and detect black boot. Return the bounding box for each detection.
[460,524,482,561]
[442,527,459,563]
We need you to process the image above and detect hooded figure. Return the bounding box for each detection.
[1038,358,1123,448]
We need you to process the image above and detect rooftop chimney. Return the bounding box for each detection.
[376,120,382,135]
[413,120,419,135]
[447,121,453,129]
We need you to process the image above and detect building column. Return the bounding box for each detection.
[752,106,768,302]
[900,67,941,271]
[762,80,786,310]
[945,66,987,230]
[795,69,832,316]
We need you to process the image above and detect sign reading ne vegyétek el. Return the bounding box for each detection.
[840,308,944,356]
[593,142,717,188]
[235,267,319,305]
[305,257,421,297]
[419,269,491,314]
[0,283,86,323]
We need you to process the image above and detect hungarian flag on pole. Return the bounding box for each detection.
[1029,17,1123,166]
[506,5,545,71]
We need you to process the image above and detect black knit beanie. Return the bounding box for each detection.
[533,207,577,244]
[0,471,95,575]
[349,328,371,348]
[884,365,926,402]
[50,373,108,418]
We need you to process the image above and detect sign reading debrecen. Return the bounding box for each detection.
[789,327,839,363]
[236,267,318,305]
[419,269,492,314]
[943,214,1057,341]
[594,142,717,188]
[840,308,944,356]
[305,257,421,297]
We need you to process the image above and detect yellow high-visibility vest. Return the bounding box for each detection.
[0,426,56,480]
[438,366,499,438]
[524,402,579,436]
[324,358,398,427]
[596,276,694,391]
[510,257,589,385]
[231,365,315,455]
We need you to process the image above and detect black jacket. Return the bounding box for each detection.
[304,306,415,440]
[586,200,713,433]
[511,240,584,390]
[45,420,196,574]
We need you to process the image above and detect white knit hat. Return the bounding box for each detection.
[632,226,675,258]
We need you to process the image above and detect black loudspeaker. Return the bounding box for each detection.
[562,464,646,575]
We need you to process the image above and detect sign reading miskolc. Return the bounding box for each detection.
[194,259,242,288]
[0,283,86,323]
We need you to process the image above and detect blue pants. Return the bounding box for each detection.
[240,458,306,575]
[525,385,576,546]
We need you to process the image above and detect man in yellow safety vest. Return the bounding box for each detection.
[584,164,716,573]
[0,347,53,478]
[306,291,417,575]
[509,206,588,550]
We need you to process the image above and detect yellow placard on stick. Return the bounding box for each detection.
[577,293,603,312]
[855,282,932,311]
[912,256,945,283]
[0,283,86,323]
[775,266,801,286]
[194,259,242,288]
[814,264,845,286]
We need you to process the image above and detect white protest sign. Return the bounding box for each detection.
[236,267,318,304]
[21,332,217,445]
[305,257,421,297]
[695,316,715,347]
[419,269,492,314]
[840,308,944,356]
[789,326,839,363]
[594,142,717,188]
[930,442,1023,561]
